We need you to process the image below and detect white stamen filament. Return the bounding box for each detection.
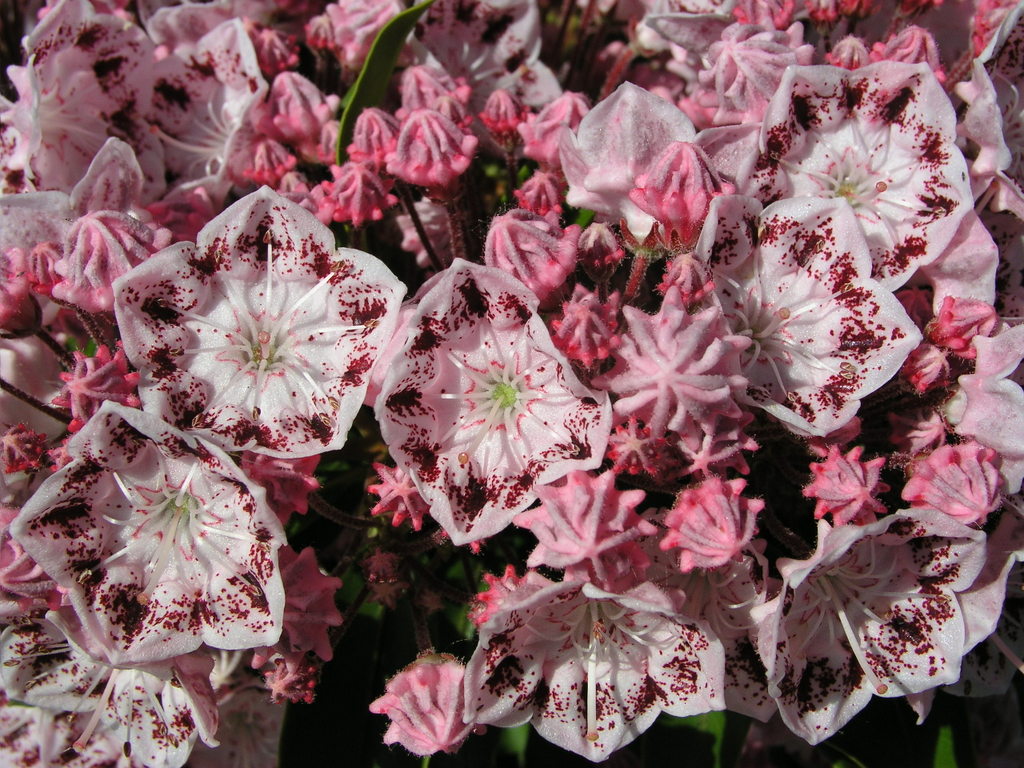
[819,577,889,695]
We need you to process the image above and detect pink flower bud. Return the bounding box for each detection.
[661,476,762,572]
[241,453,320,524]
[369,655,477,756]
[888,408,945,456]
[261,72,340,159]
[577,222,624,283]
[321,161,398,228]
[349,108,400,170]
[514,170,565,217]
[870,25,945,83]
[52,345,141,433]
[480,89,529,151]
[900,342,950,393]
[0,248,35,333]
[926,296,998,358]
[902,441,1003,525]
[484,208,580,307]
[630,142,731,250]
[306,0,404,71]
[827,36,871,69]
[803,445,889,526]
[240,134,298,187]
[550,286,621,369]
[733,0,796,29]
[55,212,170,313]
[398,65,470,119]
[518,91,590,168]
[386,109,478,197]
[1,424,47,473]
[246,21,299,77]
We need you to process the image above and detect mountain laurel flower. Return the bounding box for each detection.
[753,512,988,744]
[743,63,972,289]
[11,402,287,663]
[376,260,611,545]
[661,476,763,571]
[463,574,725,761]
[701,195,921,436]
[114,187,405,458]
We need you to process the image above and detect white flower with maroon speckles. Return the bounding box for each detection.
[0,617,218,768]
[11,402,285,664]
[699,195,920,436]
[376,260,611,545]
[463,573,724,761]
[751,510,987,744]
[114,187,404,458]
[741,63,972,288]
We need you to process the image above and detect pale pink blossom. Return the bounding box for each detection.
[370,655,477,756]
[742,63,972,289]
[114,188,405,457]
[946,323,1024,493]
[694,23,813,127]
[11,403,286,662]
[376,260,611,544]
[561,82,696,242]
[702,195,921,436]
[1,617,218,767]
[753,511,988,744]
[463,574,725,760]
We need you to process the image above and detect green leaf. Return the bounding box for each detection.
[335,0,436,164]
[932,725,957,768]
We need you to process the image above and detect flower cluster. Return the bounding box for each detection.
[2,0,1024,766]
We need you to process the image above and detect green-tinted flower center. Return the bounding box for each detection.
[492,382,518,408]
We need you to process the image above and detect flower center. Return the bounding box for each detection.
[491,381,518,409]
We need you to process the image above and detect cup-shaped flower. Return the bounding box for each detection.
[114,187,405,458]
[11,402,285,663]
[463,573,725,761]
[700,195,920,436]
[376,260,611,544]
[1,617,218,768]
[752,511,988,744]
[743,63,972,289]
